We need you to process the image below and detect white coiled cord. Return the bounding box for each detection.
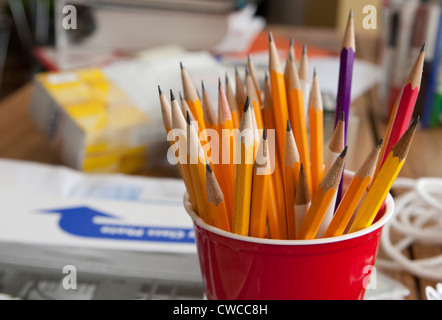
[376,177,442,282]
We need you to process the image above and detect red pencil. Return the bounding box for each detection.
[376,45,425,175]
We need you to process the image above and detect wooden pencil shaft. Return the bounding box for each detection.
[334,11,355,146]
[232,140,254,235]
[232,104,255,236]
[348,155,403,233]
[323,175,371,237]
[250,137,271,238]
[297,149,347,239]
[349,121,417,232]
[206,163,230,232]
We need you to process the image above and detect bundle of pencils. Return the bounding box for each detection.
[159,11,422,240]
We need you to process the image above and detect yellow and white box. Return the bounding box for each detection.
[30,67,151,173]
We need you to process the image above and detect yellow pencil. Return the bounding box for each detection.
[225,73,240,129]
[269,32,290,167]
[245,67,264,130]
[218,79,236,226]
[232,98,255,236]
[206,162,230,232]
[269,33,290,235]
[250,128,271,238]
[266,176,286,239]
[299,44,310,118]
[249,97,260,155]
[180,62,206,135]
[325,112,346,173]
[262,71,274,129]
[285,49,312,195]
[262,72,287,239]
[316,112,346,237]
[284,120,301,239]
[348,119,418,233]
[169,91,198,211]
[284,37,295,84]
[159,85,172,133]
[295,163,311,236]
[164,89,196,212]
[186,110,209,224]
[200,80,218,168]
[309,69,324,196]
[247,54,262,105]
[160,88,190,202]
[178,91,194,122]
[235,66,247,113]
[297,147,347,240]
[201,80,218,132]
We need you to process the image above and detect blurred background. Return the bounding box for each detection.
[0,0,392,176]
[2,0,439,126]
[0,0,440,301]
[0,0,385,98]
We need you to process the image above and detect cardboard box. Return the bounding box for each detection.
[30,67,151,173]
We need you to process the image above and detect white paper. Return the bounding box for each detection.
[102,50,228,143]
[0,158,196,253]
[307,57,383,103]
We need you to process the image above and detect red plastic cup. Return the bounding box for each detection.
[184,171,395,300]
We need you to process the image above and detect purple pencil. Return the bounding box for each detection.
[335,9,356,140]
[334,10,355,208]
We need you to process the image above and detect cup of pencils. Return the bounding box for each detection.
[159,12,422,300]
[184,172,395,300]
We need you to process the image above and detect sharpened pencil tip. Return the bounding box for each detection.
[313,67,317,77]
[392,117,419,160]
[349,8,354,19]
[245,66,250,76]
[206,162,212,173]
[180,61,184,70]
[289,37,294,47]
[186,110,191,125]
[340,146,348,158]
[286,120,292,132]
[158,85,163,95]
[303,43,307,55]
[263,127,267,140]
[411,116,420,128]
[244,96,250,113]
[421,43,426,53]
[218,77,221,90]
[201,80,206,91]
[340,111,345,122]
[377,138,384,147]
[179,91,184,101]
[170,89,175,101]
[269,32,274,43]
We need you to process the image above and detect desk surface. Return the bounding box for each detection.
[0,77,441,299]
